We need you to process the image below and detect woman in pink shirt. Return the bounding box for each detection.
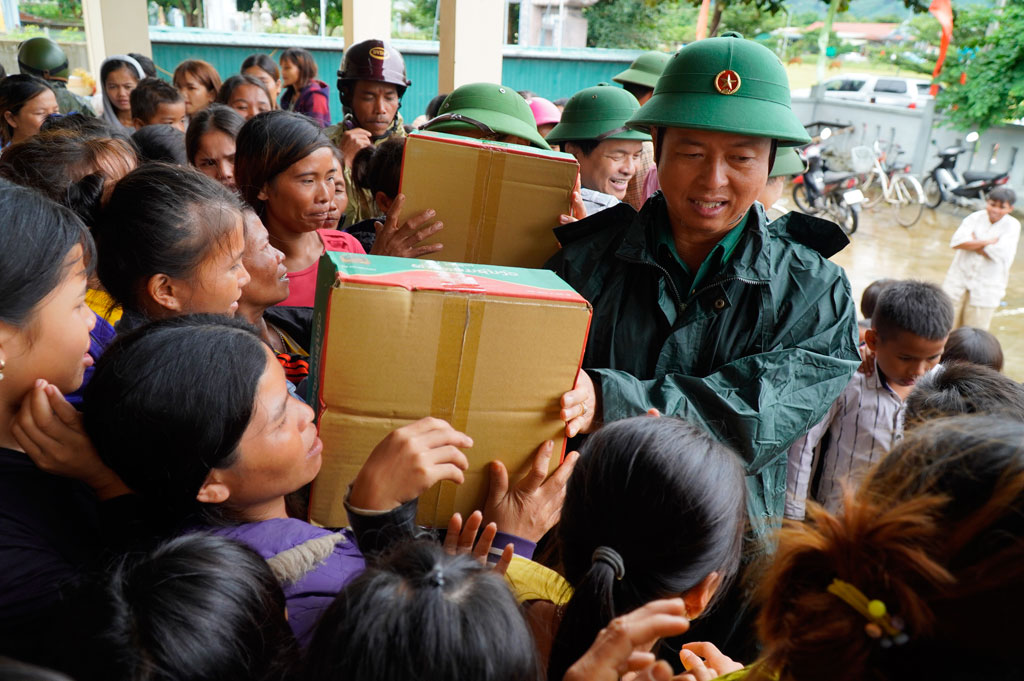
[235,111,442,307]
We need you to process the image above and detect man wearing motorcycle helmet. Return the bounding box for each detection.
[327,39,410,228]
[547,34,860,544]
[17,37,96,117]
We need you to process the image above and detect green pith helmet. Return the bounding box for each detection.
[17,37,70,80]
[627,33,810,146]
[769,147,806,178]
[612,52,670,90]
[546,84,651,144]
[423,82,551,150]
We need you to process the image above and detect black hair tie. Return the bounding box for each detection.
[592,546,626,581]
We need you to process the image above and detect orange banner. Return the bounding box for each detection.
[695,0,712,40]
[929,0,953,95]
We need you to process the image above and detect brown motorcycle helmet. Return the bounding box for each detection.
[337,39,410,109]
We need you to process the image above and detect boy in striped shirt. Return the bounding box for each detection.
[785,280,954,518]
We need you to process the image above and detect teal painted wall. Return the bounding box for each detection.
[149,29,640,126]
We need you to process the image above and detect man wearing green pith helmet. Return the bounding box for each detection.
[549,34,860,543]
[422,82,551,150]
[613,51,669,210]
[546,84,651,217]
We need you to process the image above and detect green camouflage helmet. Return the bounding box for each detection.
[627,33,810,146]
[612,52,670,90]
[18,37,70,80]
[423,82,550,150]
[545,84,651,144]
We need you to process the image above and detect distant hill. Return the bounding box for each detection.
[784,0,994,22]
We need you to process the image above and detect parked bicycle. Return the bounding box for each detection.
[857,141,925,228]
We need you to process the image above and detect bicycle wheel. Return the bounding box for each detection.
[792,183,816,214]
[893,175,924,227]
[922,174,944,208]
[860,170,885,209]
[826,195,858,236]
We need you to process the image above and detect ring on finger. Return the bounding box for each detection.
[580,403,587,418]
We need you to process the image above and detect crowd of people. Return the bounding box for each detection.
[0,30,1022,681]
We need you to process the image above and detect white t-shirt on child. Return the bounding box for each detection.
[942,209,1021,308]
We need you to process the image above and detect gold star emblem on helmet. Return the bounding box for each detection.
[714,70,741,95]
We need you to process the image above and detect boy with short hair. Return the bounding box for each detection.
[942,186,1020,331]
[785,280,954,518]
[130,77,186,132]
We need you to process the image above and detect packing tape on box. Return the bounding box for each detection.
[465,148,507,265]
[430,296,486,523]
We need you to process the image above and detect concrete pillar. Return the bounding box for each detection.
[342,0,392,46]
[438,0,504,92]
[82,0,151,76]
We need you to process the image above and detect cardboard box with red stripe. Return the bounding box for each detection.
[308,251,592,528]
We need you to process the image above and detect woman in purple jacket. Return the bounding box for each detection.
[82,315,568,645]
[279,48,331,127]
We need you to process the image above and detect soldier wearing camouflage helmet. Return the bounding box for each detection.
[548,34,860,544]
[326,39,410,228]
[545,84,650,216]
[17,37,96,117]
[423,83,550,150]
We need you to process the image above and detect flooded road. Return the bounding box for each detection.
[774,191,1024,380]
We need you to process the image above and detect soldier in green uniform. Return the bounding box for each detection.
[550,34,860,543]
[325,40,410,228]
[422,82,551,150]
[17,37,96,118]
[612,51,670,210]
[545,84,651,217]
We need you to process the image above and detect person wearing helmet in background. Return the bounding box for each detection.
[327,39,410,228]
[527,96,561,139]
[17,37,96,117]
[612,51,669,211]
[548,34,860,548]
[757,146,805,220]
[422,83,551,150]
[545,84,650,217]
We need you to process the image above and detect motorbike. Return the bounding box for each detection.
[792,143,863,236]
[922,133,1010,209]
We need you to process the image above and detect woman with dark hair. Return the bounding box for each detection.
[540,416,747,681]
[306,540,542,681]
[237,208,312,383]
[235,111,442,306]
[173,59,221,118]
[242,53,282,107]
[686,415,1024,681]
[73,534,298,681]
[234,110,362,306]
[279,47,330,127]
[0,74,58,147]
[217,74,273,121]
[81,314,487,644]
[346,135,405,251]
[92,163,251,331]
[98,55,145,132]
[186,103,244,192]
[0,129,138,402]
[940,325,1004,371]
[0,179,131,665]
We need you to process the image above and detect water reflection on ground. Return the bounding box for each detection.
[774,191,1024,380]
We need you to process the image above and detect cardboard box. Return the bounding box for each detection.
[308,252,592,528]
[396,130,579,269]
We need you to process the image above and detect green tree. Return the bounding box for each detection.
[154,0,206,27]
[234,0,344,34]
[936,3,1024,131]
[584,0,697,49]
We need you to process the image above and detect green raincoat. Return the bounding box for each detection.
[547,194,860,539]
